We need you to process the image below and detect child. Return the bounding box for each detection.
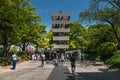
[53,57,58,67]
[37,54,40,61]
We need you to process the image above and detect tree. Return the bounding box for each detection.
[97,42,116,62]
[69,22,85,50]
[0,0,42,56]
[20,24,46,51]
[42,28,53,49]
[16,0,41,51]
[79,0,120,50]
[88,24,117,49]
[0,0,20,56]
[86,24,117,60]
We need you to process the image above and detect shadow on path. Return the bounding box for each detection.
[66,71,120,80]
[47,66,71,80]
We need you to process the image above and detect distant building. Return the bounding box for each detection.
[51,11,70,52]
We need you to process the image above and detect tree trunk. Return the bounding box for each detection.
[22,42,29,51]
[3,33,8,57]
[22,42,26,51]
[106,20,120,50]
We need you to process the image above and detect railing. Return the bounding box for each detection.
[53,45,69,48]
[52,28,70,32]
[53,36,69,40]
[52,20,70,24]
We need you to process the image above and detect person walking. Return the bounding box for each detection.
[12,52,17,70]
[81,54,84,63]
[70,53,76,75]
[37,54,41,61]
[61,54,64,66]
[41,53,45,67]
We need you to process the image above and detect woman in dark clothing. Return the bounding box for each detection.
[41,53,45,67]
[70,53,76,75]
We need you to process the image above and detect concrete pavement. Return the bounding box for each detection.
[0,60,54,80]
[0,60,120,80]
[65,61,120,80]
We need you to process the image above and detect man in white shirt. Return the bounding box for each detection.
[61,54,64,62]
[12,53,17,70]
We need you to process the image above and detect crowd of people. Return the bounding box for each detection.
[52,53,77,75]
[53,54,65,67]
[31,53,46,67]
[12,51,81,75]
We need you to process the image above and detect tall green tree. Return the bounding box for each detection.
[0,0,20,56]
[33,24,46,50]
[79,0,120,50]
[16,0,41,51]
[69,22,85,50]
[20,24,46,51]
[85,24,117,60]
[0,0,42,56]
[42,28,53,49]
[88,24,117,50]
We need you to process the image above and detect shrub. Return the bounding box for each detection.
[9,47,17,53]
[17,51,30,61]
[0,51,30,66]
[0,57,12,66]
[97,42,116,62]
[85,52,99,60]
[105,50,120,69]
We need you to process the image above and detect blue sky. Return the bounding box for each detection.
[30,0,90,31]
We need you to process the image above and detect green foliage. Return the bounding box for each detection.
[0,51,30,66]
[85,52,99,60]
[106,51,120,69]
[41,28,52,48]
[69,22,85,50]
[9,47,17,53]
[97,42,116,62]
[0,57,12,66]
[83,24,117,60]
[17,51,30,61]
[0,52,12,66]
[0,0,45,56]
[79,0,120,50]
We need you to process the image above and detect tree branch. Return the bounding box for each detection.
[104,19,120,41]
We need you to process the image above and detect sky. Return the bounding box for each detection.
[30,0,90,31]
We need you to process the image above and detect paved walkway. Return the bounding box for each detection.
[64,61,120,80]
[47,66,71,80]
[0,60,120,80]
[0,60,54,80]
